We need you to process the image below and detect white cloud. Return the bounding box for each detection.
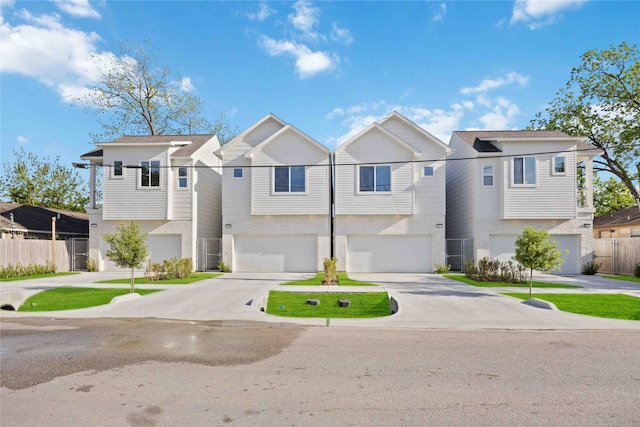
[460,72,529,95]
[331,22,353,45]
[259,35,336,79]
[0,10,106,101]
[433,3,447,22]
[53,0,101,19]
[478,96,520,129]
[247,1,274,21]
[288,0,320,41]
[510,0,588,29]
[17,135,29,144]
[180,77,194,92]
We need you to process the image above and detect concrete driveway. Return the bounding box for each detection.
[1,272,639,329]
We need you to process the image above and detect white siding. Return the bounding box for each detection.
[445,134,478,239]
[171,159,192,221]
[335,128,414,215]
[103,145,169,220]
[501,142,576,219]
[192,142,222,239]
[251,130,329,215]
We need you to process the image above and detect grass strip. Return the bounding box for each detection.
[0,272,79,282]
[97,272,221,285]
[266,291,391,318]
[502,293,640,320]
[280,272,376,286]
[19,287,162,311]
[443,274,581,288]
[603,275,640,283]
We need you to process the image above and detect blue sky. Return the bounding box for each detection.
[1,0,638,181]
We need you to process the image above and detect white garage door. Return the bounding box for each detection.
[489,234,580,275]
[234,235,317,272]
[347,235,432,273]
[100,234,181,271]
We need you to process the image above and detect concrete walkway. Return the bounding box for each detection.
[1,272,639,330]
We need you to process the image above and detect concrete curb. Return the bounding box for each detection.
[522,298,558,310]
[110,293,142,304]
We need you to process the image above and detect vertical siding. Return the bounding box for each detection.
[335,128,414,215]
[103,146,169,220]
[501,141,576,219]
[251,131,329,215]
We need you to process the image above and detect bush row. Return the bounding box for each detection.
[144,257,193,281]
[464,257,527,283]
[0,261,57,279]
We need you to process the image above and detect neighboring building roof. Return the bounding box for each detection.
[472,139,502,153]
[593,206,640,227]
[80,148,103,158]
[81,134,217,159]
[454,130,571,146]
[0,203,89,236]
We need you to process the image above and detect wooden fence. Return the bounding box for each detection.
[0,239,71,272]
[594,238,640,276]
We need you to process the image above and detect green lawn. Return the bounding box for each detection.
[0,272,79,282]
[502,293,640,320]
[281,272,376,286]
[19,287,162,312]
[97,272,221,285]
[266,291,391,318]
[603,275,640,283]
[443,274,581,288]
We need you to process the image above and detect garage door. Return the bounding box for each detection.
[100,234,181,271]
[489,234,580,275]
[234,235,318,272]
[347,235,432,273]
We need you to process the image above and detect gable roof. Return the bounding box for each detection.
[217,113,287,157]
[454,130,572,147]
[0,203,89,236]
[593,206,640,228]
[82,134,217,159]
[379,111,452,154]
[244,124,330,159]
[335,122,421,157]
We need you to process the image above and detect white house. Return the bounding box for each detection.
[333,112,451,273]
[446,130,602,274]
[80,134,222,271]
[216,114,331,272]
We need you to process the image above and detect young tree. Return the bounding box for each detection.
[0,148,89,212]
[104,221,148,293]
[74,40,237,142]
[593,174,637,217]
[513,227,566,299]
[531,42,640,210]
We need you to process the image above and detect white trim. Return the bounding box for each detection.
[357,164,392,194]
[176,166,189,190]
[482,164,494,187]
[111,160,124,179]
[137,159,163,189]
[271,165,307,195]
[552,155,567,175]
[511,156,537,187]
[422,165,435,178]
[233,167,243,178]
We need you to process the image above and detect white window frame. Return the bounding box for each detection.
[482,164,494,187]
[272,166,306,194]
[139,160,161,189]
[357,165,392,194]
[552,155,566,175]
[233,168,243,178]
[422,165,435,178]
[177,166,189,190]
[512,156,537,187]
[111,160,124,179]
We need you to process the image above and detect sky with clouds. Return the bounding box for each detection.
[1,0,638,174]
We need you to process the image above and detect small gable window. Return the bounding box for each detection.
[359,165,391,192]
[233,168,243,178]
[423,166,434,177]
[482,165,494,187]
[178,167,188,189]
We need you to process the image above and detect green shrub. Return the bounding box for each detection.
[177,258,193,278]
[434,263,451,274]
[143,257,193,281]
[144,259,163,281]
[582,261,600,275]
[635,263,640,278]
[464,259,477,279]
[0,261,57,279]
[217,259,231,273]
[462,257,525,283]
[86,258,98,272]
[322,257,338,284]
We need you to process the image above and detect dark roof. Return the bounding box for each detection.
[0,203,89,236]
[111,134,214,144]
[455,130,571,146]
[80,148,103,158]
[472,138,502,153]
[593,206,640,227]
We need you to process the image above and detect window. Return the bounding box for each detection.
[233,168,243,178]
[482,165,494,187]
[359,165,391,192]
[423,166,434,177]
[178,167,188,189]
[274,166,305,193]
[553,156,566,175]
[113,160,123,178]
[513,156,536,185]
[141,160,160,187]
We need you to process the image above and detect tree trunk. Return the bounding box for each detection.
[529,268,533,299]
[130,267,135,293]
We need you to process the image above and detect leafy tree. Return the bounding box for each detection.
[513,227,566,299]
[531,42,640,210]
[74,39,238,142]
[593,174,637,217]
[0,148,89,212]
[104,221,148,293]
